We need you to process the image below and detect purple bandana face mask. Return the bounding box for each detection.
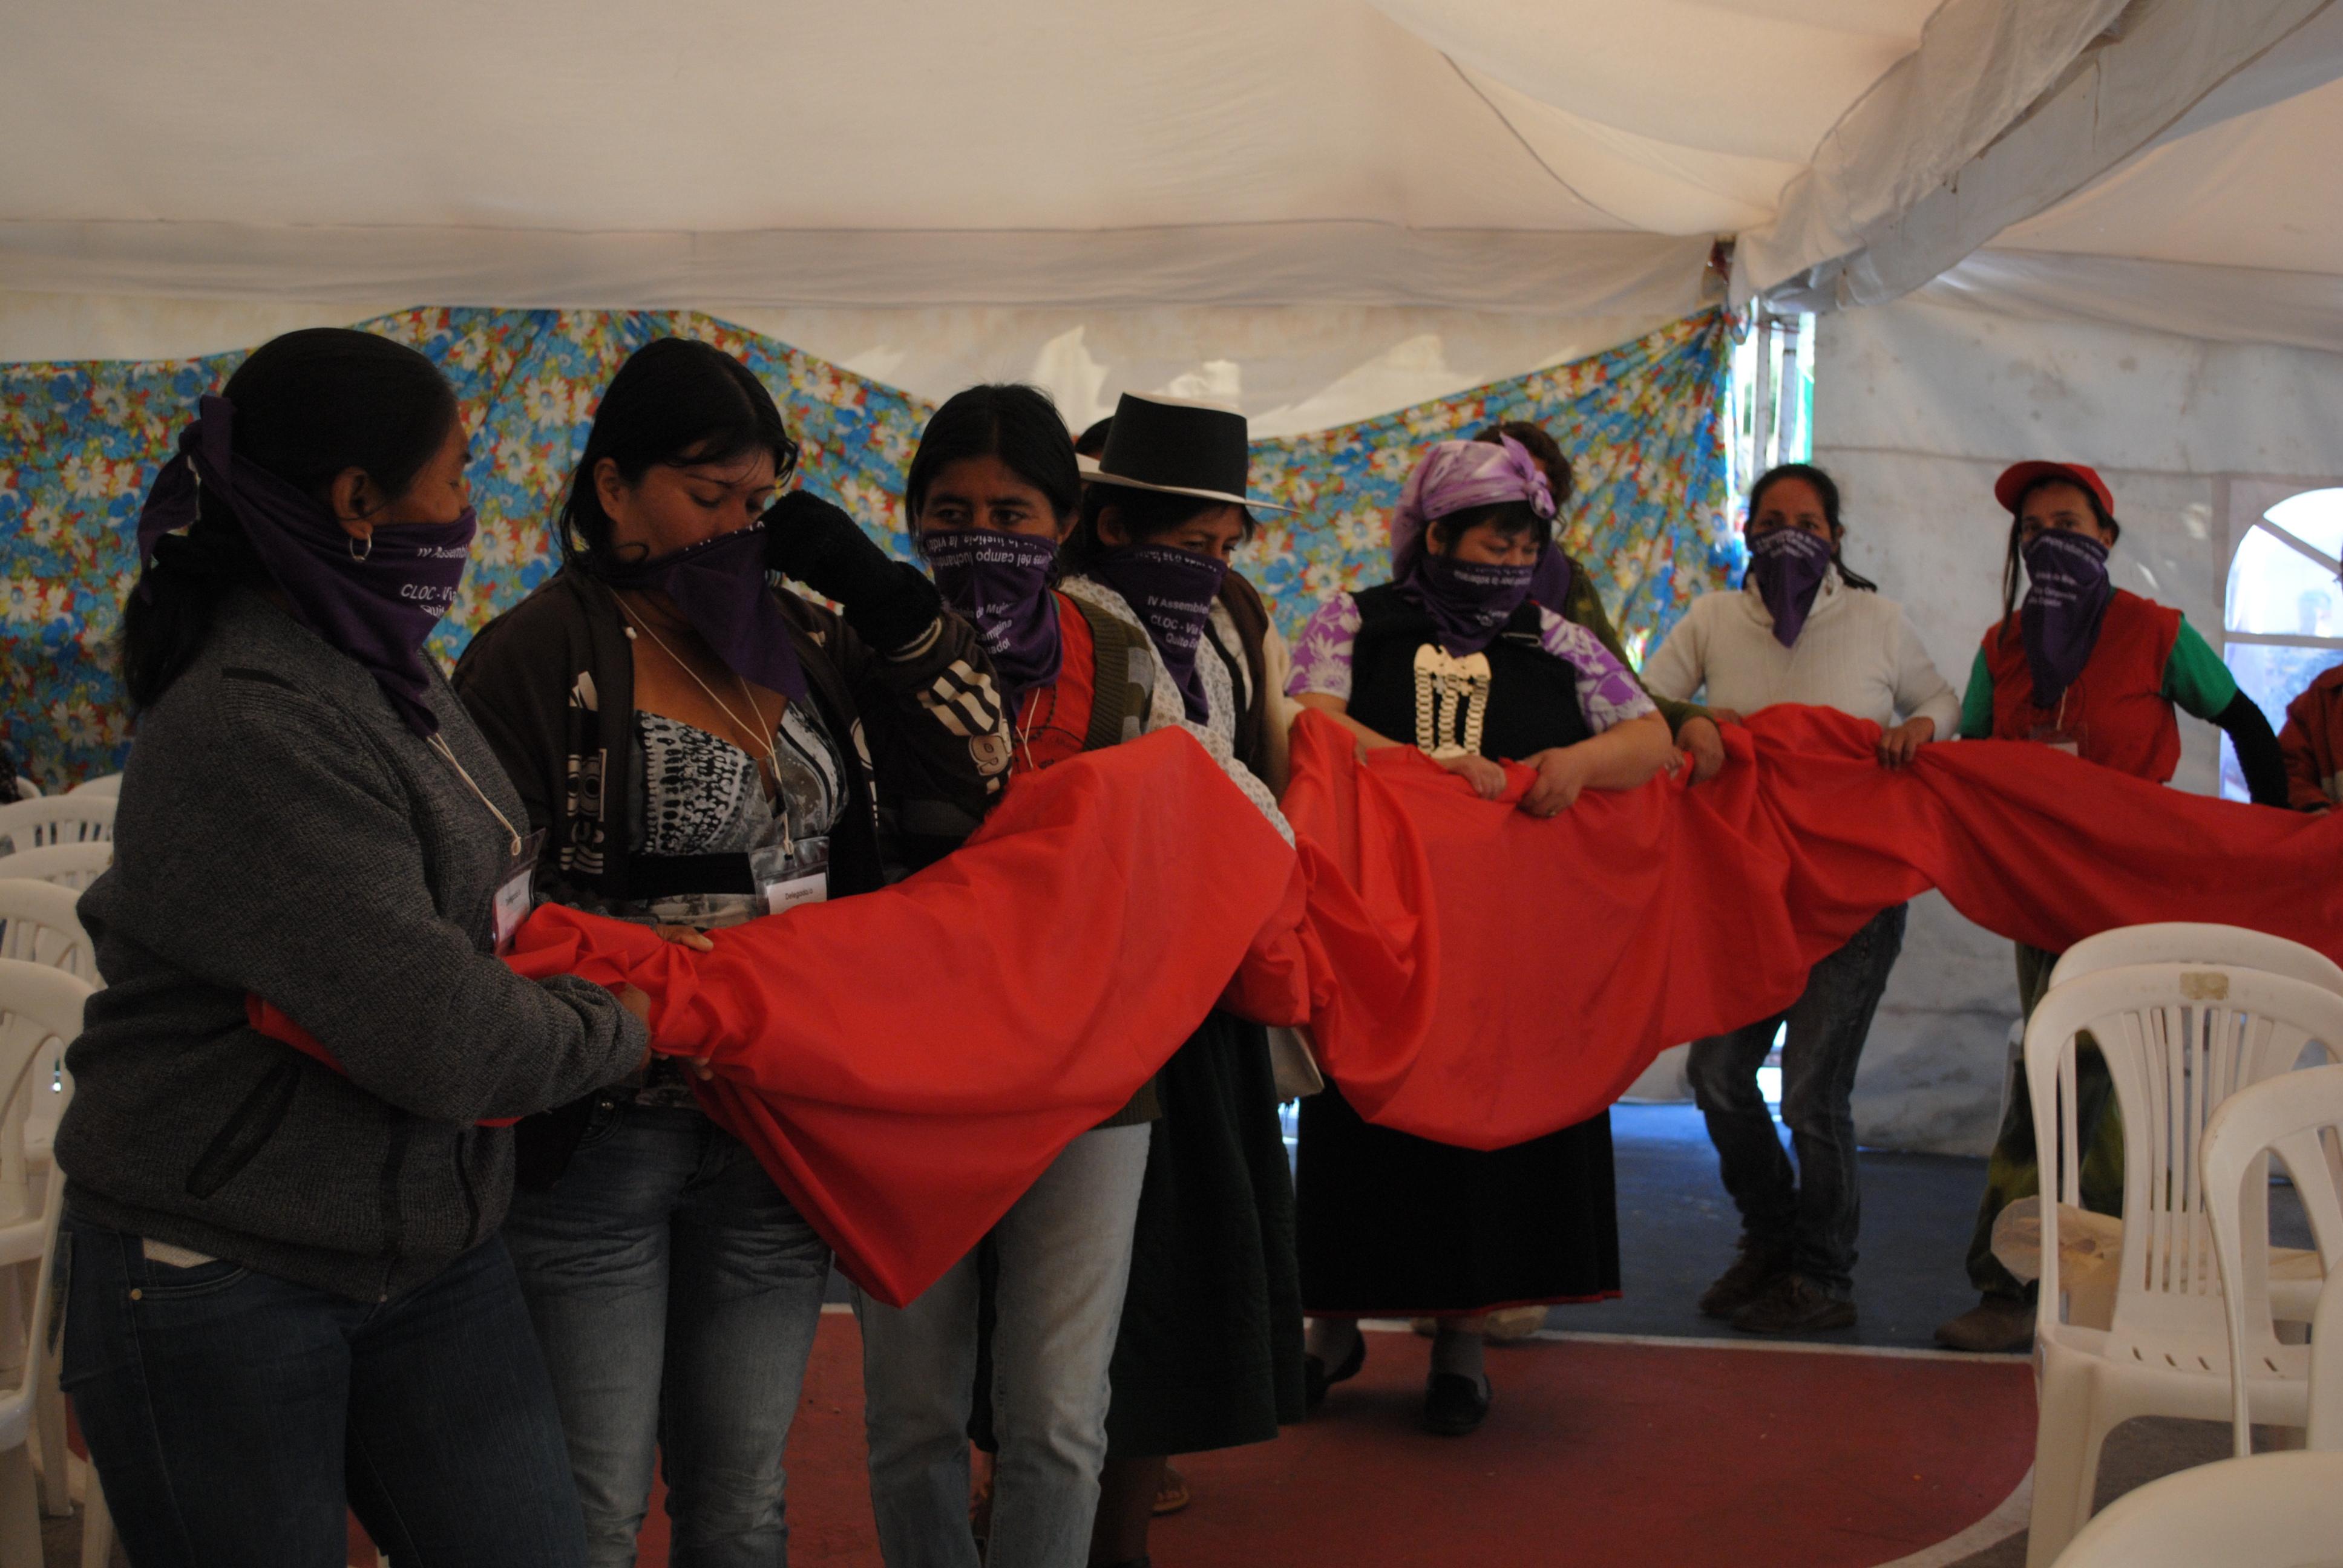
[1746,526,1833,648]
[2019,529,2114,708]
[602,524,808,703]
[921,528,1063,697]
[1084,545,1230,722]
[136,394,476,736]
[1406,553,1535,656]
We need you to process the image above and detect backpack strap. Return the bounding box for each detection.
[1068,595,1153,752]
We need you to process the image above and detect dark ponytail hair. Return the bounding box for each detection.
[558,337,798,570]
[903,384,1082,531]
[1749,462,1876,592]
[1062,485,1257,573]
[119,327,459,713]
[1997,474,2122,632]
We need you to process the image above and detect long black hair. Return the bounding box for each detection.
[558,337,798,570]
[1997,472,2122,632]
[119,327,460,713]
[1061,485,1257,573]
[1749,462,1876,592]
[904,384,1082,527]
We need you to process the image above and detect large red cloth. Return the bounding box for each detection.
[1279,706,2343,1151]
[255,729,1294,1307]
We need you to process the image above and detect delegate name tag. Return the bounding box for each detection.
[493,829,546,955]
[764,871,829,915]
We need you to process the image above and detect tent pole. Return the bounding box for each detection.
[1750,312,1777,481]
[1774,314,1803,463]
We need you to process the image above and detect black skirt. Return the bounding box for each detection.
[1102,1009,1305,1457]
[1296,1080,1619,1316]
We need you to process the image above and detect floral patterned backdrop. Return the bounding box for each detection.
[0,307,1733,786]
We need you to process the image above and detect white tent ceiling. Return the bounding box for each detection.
[1,1,2338,344]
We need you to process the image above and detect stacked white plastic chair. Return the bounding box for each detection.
[62,776,120,799]
[0,846,111,895]
[2202,1060,2343,1457]
[0,797,114,861]
[0,959,93,1568]
[2021,957,2343,1566]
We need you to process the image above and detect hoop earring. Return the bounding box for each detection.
[349,533,374,563]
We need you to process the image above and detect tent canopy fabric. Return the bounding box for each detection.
[4,1,2337,330]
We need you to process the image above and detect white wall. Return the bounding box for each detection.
[1813,297,2343,1152]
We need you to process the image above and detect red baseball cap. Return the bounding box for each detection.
[1994,461,2114,517]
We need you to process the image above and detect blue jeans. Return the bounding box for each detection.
[1686,903,1908,1299]
[503,1103,832,1568]
[855,1123,1151,1568]
[61,1215,586,1568]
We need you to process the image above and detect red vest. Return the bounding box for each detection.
[1983,589,2183,783]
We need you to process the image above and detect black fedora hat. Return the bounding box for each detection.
[1080,391,1290,512]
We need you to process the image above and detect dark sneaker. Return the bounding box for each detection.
[1424,1371,1493,1436]
[1730,1273,1856,1335]
[1699,1235,1794,1319]
[1934,1294,2036,1353]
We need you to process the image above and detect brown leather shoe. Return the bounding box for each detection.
[1730,1273,1856,1335]
[1935,1294,2036,1352]
[1699,1235,1793,1319]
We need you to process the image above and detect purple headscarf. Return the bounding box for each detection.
[136,394,476,736]
[1390,437,1555,655]
[1389,437,1557,582]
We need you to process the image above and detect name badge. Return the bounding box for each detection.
[493,829,546,955]
[764,871,830,915]
[2027,724,2082,758]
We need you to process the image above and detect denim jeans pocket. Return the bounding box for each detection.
[131,1252,252,1301]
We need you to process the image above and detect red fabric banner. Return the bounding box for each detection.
[1278,706,2343,1151]
[255,730,1295,1307]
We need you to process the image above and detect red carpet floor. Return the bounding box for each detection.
[605,1317,2036,1568]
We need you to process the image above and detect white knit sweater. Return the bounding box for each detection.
[1642,569,1961,732]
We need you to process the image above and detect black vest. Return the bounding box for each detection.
[1346,583,1591,762]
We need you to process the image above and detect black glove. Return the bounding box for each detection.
[762,488,940,652]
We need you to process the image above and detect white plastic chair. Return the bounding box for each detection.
[2048,921,2343,996]
[2024,962,2343,1566]
[0,797,114,860]
[2203,1061,2343,1457]
[0,845,111,894]
[2046,923,2343,1326]
[0,960,93,1568]
[62,775,120,800]
[0,881,96,1527]
[0,881,95,987]
[2046,1448,2343,1567]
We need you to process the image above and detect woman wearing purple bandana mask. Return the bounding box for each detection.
[1470,420,1719,782]
[1049,391,1302,1568]
[1643,463,1957,1338]
[61,330,651,1567]
[1285,439,1673,1438]
[452,338,1010,1567]
[859,383,1187,1568]
[1935,462,2289,1356]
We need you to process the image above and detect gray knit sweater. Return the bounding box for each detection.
[56,592,646,1301]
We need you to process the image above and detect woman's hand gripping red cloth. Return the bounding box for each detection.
[1274,706,2343,1154]
[253,728,1297,1307]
